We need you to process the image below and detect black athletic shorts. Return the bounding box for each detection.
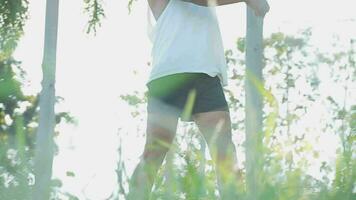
[146,72,229,122]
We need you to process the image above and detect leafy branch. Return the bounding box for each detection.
[83,0,105,35]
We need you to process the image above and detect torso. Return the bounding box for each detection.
[146,0,229,87]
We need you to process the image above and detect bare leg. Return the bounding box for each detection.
[193,111,240,200]
[128,113,179,200]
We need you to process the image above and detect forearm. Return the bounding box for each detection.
[181,0,246,7]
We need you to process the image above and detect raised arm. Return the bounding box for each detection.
[182,0,270,17]
[181,0,245,6]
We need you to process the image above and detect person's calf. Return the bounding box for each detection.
[209,139,242,199]
[127,162,152,200]
[215,143,238,180]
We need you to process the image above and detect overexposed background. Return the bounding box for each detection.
[13,0,356,199]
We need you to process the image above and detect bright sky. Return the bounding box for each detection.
[13,0,356,199]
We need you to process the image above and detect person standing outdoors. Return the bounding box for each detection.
[128,0,270,199]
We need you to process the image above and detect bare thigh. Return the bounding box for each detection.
[143,113,179,159]
[192,110,232,144]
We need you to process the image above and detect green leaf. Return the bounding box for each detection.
[66,171,75,177]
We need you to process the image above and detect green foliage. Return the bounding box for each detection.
[319,39,356,200]
[120,91,148,118]
[0,58,77,199]
[119,30,356,200]
[83,0,139,35]
[127,0,138,14]
[0,0,29,61]
[84,0,105,34]
[148,132,220,200]
[120,92,145,107]
[0,59,37,147]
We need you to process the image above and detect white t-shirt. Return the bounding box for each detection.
[147,0,228,87]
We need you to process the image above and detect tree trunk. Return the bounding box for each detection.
[32,0,59,199]
[245,7,264,200]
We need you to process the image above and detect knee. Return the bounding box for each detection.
[208,127,233,147]
[209,137,235,152]
[208,133,236,159]
[194,111,232,137]
[142,144,169,161]
[143,134,174,161]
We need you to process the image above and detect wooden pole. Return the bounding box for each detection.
[32,0,59,199]
[245,6,264,200]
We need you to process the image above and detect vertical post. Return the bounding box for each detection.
[32,0,59,199]
[245,6,264,200]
